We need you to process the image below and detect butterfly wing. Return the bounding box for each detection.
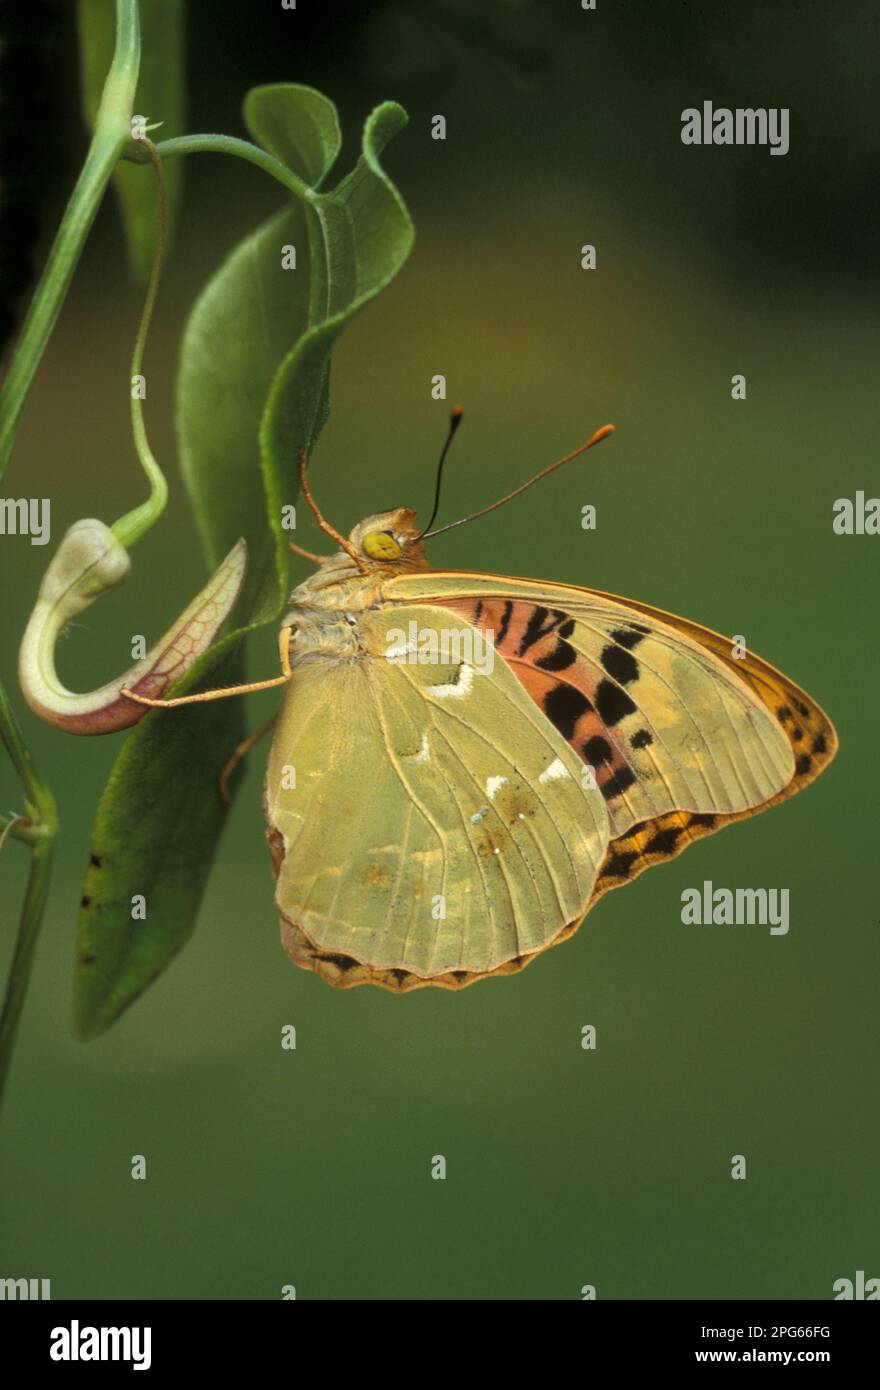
[265,608,610,991]
[267,572,835,992]
[389,569,837,918]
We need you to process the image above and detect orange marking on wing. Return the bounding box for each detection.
[424,595,633,790]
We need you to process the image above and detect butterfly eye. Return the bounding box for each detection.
[362,531,402,561]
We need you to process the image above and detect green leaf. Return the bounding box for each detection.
[78,0,185,281]
[242,84,340,189]
[259,102,415,481]
[177,203,313,624]
[75,89,413,1038]
[74,648,242,1036]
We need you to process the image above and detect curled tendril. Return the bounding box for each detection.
[19,519,247,735]
[16,139,249,737]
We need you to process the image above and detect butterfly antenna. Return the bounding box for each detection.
[298,449,367,570]
[413,404,465,540]
[423,422,615,539]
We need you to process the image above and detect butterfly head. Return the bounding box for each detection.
[297,411,615,581]
[349,508,429,571]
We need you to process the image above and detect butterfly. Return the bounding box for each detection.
[129,412,837,992]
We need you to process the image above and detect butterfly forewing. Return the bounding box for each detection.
[428,594,796,833]
[391,571,835,880]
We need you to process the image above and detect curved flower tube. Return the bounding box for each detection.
[19,518,247,735]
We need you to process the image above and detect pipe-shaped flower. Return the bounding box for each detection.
[19,518,246,735]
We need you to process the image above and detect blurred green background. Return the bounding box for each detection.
[1,0,877,1299]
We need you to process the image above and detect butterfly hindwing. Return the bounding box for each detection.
[265,605,611,988]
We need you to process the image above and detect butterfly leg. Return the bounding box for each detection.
[120,627,294,709]
[288,541,329,565]
[219,713,278,806]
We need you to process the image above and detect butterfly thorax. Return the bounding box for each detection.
[282,506,430,666]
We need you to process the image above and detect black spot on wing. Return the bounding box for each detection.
[600,765,638,802]
[795,754,812,777]
[602,845,640,880]
[518,605,564,656]
[595,679,637,726]
[645,824,684,855]
[544,683,592,741]
[536,640,577,672]
[324,952,357,972]
[558,617,576,639]
[609,626,647,650]
[600,643,639,685]
[495,600,513,646]
[630,728,653,749]
[812,732,827,755]
[582,735,612,764]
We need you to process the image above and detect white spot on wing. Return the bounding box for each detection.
[539,757,571,784]
[427,663,474,699]
[414,733,430,764]
[387,639,416,661]
[486,775,508,800]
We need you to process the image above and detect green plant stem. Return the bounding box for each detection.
[112,131,305,548]
[0,0,139,1115]
[0,839,56,1107]
[155,133,312,201]
[112,139,169,548]
[0,683,58,1111]
[0,814,47,851]
[0,0,141,480]
[0,686,57,828]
